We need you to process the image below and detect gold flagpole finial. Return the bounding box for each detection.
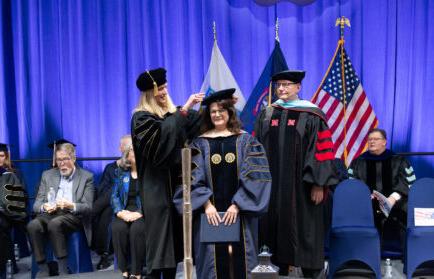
[275,17,280,42]
[334,16,351,164]
[335,16,351,41]
[213,21,217,42]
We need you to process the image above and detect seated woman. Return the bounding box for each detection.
[111,145,145,279]
[174,89,272,279]
[0,143,27,276]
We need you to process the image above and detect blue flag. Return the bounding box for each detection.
[240,40,288,132]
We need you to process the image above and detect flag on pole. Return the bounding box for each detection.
[200,41,246,112]
[239,40,288,132]
[311,40,379,165]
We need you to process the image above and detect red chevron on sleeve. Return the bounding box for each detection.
[317,129,332,140]
[316,140,334,151]
[315,152,334,161]
[316,129,334,161]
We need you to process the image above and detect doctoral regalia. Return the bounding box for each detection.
[173,133,271,279]
[348,149,415,226]
[131,108,201,273]
[0,170,27,221]
[255,99,339,269]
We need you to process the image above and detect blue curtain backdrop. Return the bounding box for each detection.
[1,0,433,200]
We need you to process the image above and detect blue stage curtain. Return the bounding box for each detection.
[1,0,433,199]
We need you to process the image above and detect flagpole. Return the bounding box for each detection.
[336,16,351,165]
[213,21,217,42]
[268,18,280,107]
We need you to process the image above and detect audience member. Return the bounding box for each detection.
[0,143,28,276]
[27,142,94,277]
[111,145,145,279]
[0,168,27,278]
[348,128,416,249]
[92,135,132,270]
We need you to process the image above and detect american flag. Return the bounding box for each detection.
[312,42,378,165]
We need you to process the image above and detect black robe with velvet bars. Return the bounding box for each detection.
[173,133,271,279]
[131,108,201,273]
[255,104,339,270]
[348,149,415,228]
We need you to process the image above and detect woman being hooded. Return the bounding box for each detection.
[131,68,204,278]
[173,89,272,279]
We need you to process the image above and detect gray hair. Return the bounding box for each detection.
[56,143,76,160]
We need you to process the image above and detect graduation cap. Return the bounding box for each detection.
[47,138,76,149]
[0,143,8,153]
[202,88,236,107]
[48,139,76,167]
[136,68,167,97]
[271,70,306,83]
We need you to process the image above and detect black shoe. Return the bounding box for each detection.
[47,261,59,276]
[96,253,112,270]
[13,263,19,274]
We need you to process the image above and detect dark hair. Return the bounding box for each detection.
[0,150,16,173]
[200,99,242,134]
[368,128,387,140]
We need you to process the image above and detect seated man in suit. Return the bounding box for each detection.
[27,141,94,277]
[348,128,416,250]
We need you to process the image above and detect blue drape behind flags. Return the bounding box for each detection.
[312,41,379,165]
[200,41,246,112]
[240,40,288,133]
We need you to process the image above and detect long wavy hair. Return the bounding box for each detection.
[200,99,242,134]
[133,87,176,118]
[0,150,15,172]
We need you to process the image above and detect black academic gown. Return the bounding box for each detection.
[348,149,415,228]
[131,108,201,273]
[255,104,339,269]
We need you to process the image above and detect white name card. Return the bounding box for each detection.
[414,208,434,226]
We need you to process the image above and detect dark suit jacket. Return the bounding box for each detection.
[33,167,95,245]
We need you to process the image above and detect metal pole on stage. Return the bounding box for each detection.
[181,148,193,279]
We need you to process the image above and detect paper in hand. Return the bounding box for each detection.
[373,190,393,217]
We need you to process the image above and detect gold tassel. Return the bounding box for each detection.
[146,71,159,96]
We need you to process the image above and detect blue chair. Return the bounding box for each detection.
[405,177,434,279]
[328,179,381,279]
[31,230,93,278]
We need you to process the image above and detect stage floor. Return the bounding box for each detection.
[12,254,434,279]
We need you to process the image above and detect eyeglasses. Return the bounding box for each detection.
[274,82,297,88]
[368,137,384,142]
[210,109,227,115]
[56,157,72,164]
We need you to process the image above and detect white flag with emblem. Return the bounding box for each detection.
[200,41,246,112]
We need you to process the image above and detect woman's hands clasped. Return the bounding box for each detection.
[204,200,239,226]
[222,204,239,226]
[117,210,143,222]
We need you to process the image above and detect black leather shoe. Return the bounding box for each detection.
[96,253,112,270]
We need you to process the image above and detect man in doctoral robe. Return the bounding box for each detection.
[348,128,415,250]
[255,70,339,279]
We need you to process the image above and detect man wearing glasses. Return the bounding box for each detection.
[27,140,94,277]
[255,70,339,278]
[348,128,415,250]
